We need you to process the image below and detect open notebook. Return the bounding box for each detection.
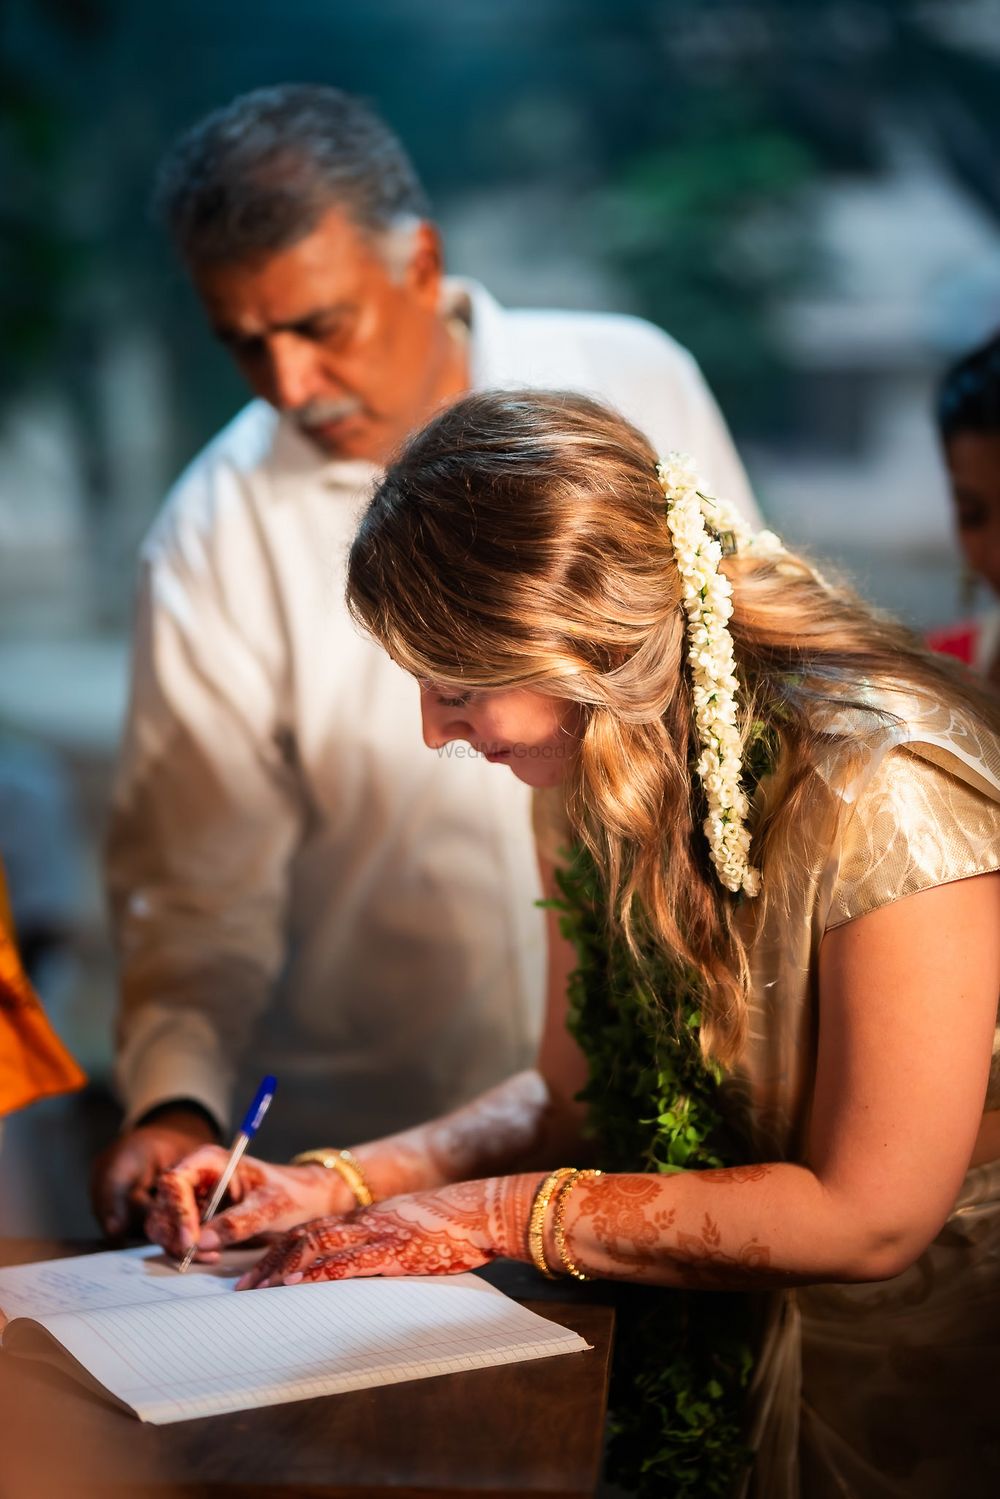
[0,1246,589,1424]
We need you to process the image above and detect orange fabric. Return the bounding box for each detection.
[0,862,86,1117]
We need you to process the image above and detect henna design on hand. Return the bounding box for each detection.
[145,1149,342,1259]
[146,1161,233,1257]
[236,1173,545,1289]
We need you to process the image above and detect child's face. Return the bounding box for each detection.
[946,431,1000,601]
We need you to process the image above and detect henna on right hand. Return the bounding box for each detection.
[144,1150,352,1260]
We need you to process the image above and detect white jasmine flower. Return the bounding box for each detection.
[656,451,786,897]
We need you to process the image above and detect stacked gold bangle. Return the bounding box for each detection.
[290,1147,375,1208]
[527,1167,575,1278]
[527,1167,603,1280]
[553,1168,602,1281]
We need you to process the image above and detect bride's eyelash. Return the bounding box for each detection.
[417,678,474,710]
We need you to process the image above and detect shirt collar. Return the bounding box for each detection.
[450,277,514,390]
[264,413,373,494]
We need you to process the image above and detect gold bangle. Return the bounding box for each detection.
[290,1147,375,1208]
[527,1167,576,1279]
[553,1168,602,1281]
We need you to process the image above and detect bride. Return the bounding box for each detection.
[148,390,1000,1497]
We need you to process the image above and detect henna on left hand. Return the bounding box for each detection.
[236,1173,544,1289]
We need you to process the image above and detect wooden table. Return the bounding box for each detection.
[0,1240,614,1499]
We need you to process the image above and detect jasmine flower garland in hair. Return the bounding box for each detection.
[655,453,785,897]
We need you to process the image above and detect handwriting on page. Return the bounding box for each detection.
[0,1245,252,1322]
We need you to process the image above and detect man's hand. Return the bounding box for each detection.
[90,1104,219,1238]
[235,1173,544,1289]
[145,1150,354,1261]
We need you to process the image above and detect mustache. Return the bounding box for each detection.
[292,396,364,429]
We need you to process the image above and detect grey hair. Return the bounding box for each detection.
[152,83,431,266]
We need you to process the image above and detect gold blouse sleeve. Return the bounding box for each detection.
[827,745,1000,929]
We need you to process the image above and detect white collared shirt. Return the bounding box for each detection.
[107,280,760,1145]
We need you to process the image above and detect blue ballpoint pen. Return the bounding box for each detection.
[177,1074,277,1273]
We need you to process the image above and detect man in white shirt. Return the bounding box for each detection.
[93,84,760,1235]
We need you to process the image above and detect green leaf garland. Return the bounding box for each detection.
[546,845,758,1499]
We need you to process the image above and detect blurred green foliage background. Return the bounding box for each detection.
[5,0,999,440]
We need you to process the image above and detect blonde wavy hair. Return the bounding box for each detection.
[347,390,1000,1068]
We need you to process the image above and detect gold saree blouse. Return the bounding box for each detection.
[732,685,1000,1165]
[739,687,1000,1497]
[533,683,1000,1497]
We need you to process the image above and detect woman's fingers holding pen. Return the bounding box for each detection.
[145,1146,235,1257]
[146,1154,354,1260]
[194,1183,303,1252]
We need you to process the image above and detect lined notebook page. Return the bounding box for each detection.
[0,1251,588,1424]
